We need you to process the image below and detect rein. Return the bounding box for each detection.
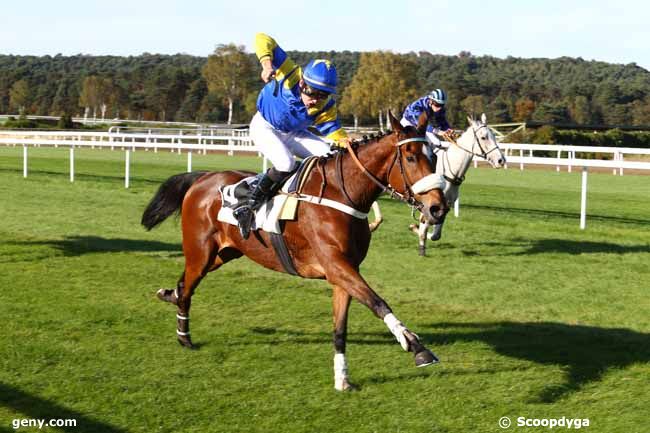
[344,135,430,212]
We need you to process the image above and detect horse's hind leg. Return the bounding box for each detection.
[173,237,219,349]
[156,272,184,305]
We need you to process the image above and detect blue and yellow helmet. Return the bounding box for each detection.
[303,59,337,94]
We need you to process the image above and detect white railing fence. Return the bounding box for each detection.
[2,129,650,229]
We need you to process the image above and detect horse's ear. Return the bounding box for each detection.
[416,112,428,134]
[481,113,487,125]
[388,110,403,133]
[466,115,474,126]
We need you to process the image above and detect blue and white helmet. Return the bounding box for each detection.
[303,59,338,94]
[429,88,447,105]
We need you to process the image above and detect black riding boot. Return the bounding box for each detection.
[233,173,277,239]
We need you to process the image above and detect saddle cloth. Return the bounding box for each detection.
[216,157,319,234]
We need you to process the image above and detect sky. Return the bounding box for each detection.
[2,0,649,71]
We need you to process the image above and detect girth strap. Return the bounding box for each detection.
[270,230,300,276]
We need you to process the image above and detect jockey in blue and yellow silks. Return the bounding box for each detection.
[233,33,350,239]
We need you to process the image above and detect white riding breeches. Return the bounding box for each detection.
[400,117,441,147]
[400,117,441,163]
[250,112,331,172]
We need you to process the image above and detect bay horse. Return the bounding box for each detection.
[141,112,448,391]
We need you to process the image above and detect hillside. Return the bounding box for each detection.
[1,51,649,127]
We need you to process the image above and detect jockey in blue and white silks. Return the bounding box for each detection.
[401,89,452,138]
[234,33,350,239]
[400,89,453,162]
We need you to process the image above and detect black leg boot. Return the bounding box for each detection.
[233,173,278,239]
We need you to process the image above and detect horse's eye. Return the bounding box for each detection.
[406,156,416,163]
[482,135,488,140]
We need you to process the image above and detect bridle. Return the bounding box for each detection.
[438,124,501,185]
[344,134,437,213]
[446,124,501,160]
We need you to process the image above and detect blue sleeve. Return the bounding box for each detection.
[402,97,427,126]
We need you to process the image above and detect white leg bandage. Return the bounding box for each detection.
[333,353,349,391]
[383,313,409,351]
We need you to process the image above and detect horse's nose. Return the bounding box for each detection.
[429,204,447,223]
[497,157,506,166]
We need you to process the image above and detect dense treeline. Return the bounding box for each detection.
[2,50,650,130]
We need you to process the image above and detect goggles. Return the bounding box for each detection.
[301,84,330,100]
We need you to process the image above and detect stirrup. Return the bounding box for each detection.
[233,206,254,239]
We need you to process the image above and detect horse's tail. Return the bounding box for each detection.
[141,171,208,231]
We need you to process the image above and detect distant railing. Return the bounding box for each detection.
[3,129,650,229]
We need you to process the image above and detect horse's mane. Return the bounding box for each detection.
[317,125,421,165]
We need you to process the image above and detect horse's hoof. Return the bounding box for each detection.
[418,246,426,256]
[156,289,178,305]
[414,349,439,367]
[335,379,358,392]
[177,336,197,350]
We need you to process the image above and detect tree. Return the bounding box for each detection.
[460,95,487,118]
[79,76,114,120]
[9,79,30,114]
[51,77,77,116]
[339,51,418,130]
[176,78,208,122]
[568,95,592,125]
[532,102,569,123]
[513,97,535,122]
[202,44,253,124]
[630,96,650,125]
[488,95,511,123]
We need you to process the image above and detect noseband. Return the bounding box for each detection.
[345,135,442,213]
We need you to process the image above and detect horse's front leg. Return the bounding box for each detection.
[417,218,430,256]
[429,222,444,241]
[331,284,354,391]
[368,201,383,232]
[324,255,439,376]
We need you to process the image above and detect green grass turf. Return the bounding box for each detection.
[1,146,649,433]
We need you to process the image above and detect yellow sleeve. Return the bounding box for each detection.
[254,32,298,85]
[254,33,276,63]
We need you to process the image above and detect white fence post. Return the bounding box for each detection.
[70,147,75,182]
[23,146,28,177]
[619,153,624,176]
[187,151,192,172]
[454,198,459,218]
[125,150,130,189]
[580,166,588,230]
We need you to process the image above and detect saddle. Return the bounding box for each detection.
[217,156,320,234]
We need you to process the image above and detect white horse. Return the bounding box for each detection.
[369,114,506,255]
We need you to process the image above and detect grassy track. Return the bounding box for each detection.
[1,147,649,433]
